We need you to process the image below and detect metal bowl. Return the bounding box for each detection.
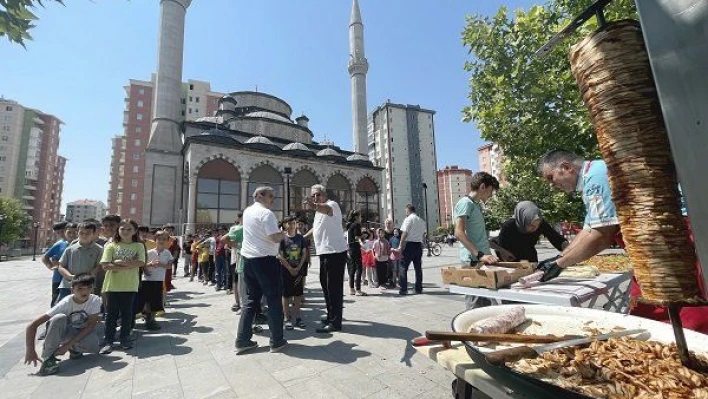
[452,305,708,399]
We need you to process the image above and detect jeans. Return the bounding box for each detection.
[399,242,423,294]
[207,255,215,282]
[462,261,493,309]
[57,288,71,303]
[319,251,347,328]
[347,245,363,290]
[183,255,191,275]
[42,314,101,360]
[227,262,236,290]
[236,256,284,348]
[104,292,136,344]
[215,254,227,288]
[50,282,60,307]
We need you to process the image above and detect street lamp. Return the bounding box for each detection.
[422,183,431,257]
[32,222,40,261]
[284,167,292,215]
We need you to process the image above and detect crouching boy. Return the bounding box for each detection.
[25,273,102,375]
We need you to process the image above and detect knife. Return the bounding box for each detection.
[485,328,647,365]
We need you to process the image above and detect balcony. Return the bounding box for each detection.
[22,204,34,211]
[24,184,37,191]
[22,195,35,200]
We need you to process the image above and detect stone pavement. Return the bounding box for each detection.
[0,245,577,399]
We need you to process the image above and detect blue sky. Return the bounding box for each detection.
[1,0,538,210]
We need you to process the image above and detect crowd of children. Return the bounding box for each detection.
[24,210,401,374]
[24,216,193,375]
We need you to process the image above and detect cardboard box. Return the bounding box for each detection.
[440,266,534,289]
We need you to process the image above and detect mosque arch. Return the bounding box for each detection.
[247,164,285,219]
[289,168,319,215]
[355,176,380,227]
[326,173,353,217]
[196,158,241,224]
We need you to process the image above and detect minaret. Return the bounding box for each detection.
[349,0,369,154]
[147,0,191,152]
[143,0,191,226]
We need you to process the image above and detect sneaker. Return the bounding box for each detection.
[231,303,241,312]
[285,320,294,330]
[99,344,114,355]
[145,320,161,331]
[69,350,83,360]
[295,318,306,329]
[226,289,233,295]
[38,356,59,376]
[119,341,133,350]
[270,340,287,353]
[235,341,258,355]
[189,277,194,282]
[349,289,356,296]
[254,313,268,325]
[252,325,264,333]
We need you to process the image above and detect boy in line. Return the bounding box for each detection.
[39,222,78,340]
[138,230,172,330]
[56,222,104,302]
[25,273,102,375]
[278,216,308,330]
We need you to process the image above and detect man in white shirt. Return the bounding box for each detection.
[393,204,426,295]
[235,186,287,354]
[304,184,348,333]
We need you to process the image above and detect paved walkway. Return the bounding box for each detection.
[0,246,500,399]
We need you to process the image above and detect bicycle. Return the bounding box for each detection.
[427,242,442,257]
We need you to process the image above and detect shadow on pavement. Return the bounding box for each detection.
[56,353,129,376]
[340,319,419,366]
[285,340,371,364]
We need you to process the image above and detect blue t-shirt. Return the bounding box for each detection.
[576,161,619,229]
[45,239,69,283]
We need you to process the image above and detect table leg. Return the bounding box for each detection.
[452,378,492,399]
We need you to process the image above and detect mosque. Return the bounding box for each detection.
[142,0,381,231]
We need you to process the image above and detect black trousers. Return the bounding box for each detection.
[347,245,363,290]
[319,251,347,328]
[104,291,137,343]
[375,261,388,288]
[399,242,423,293]
[50,282,60,307]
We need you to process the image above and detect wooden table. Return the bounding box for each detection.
[415,343,522,399]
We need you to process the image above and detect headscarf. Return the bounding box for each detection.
[514,201,542,233]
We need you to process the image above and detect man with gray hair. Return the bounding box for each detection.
[235,186,287,354]
[304,184,348,333]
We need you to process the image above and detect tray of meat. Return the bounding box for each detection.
[452,305,708,399]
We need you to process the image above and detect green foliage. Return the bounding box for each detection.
[462,0,636,229]
[1,1,64,47]
[0,197,31,244]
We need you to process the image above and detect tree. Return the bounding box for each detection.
[461,0,636,229]
[0,197,31,245]
[1,0,65,46]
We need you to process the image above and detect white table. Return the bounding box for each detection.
[448,272,631,313]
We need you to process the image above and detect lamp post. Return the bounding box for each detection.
[422,183,431,257]
[0,214,6,261]
[32,222,40,261]
[284,167,292,216]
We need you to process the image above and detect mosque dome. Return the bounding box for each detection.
[245,136,276,146]
[244,111,292,124]
[283,142,313,153]
[195,116,224,124]
[316,148,344,158]
[346,153,370,163]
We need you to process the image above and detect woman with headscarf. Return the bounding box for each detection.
[490,201,569,262]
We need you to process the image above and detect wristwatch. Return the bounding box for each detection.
[477,251,485,260]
